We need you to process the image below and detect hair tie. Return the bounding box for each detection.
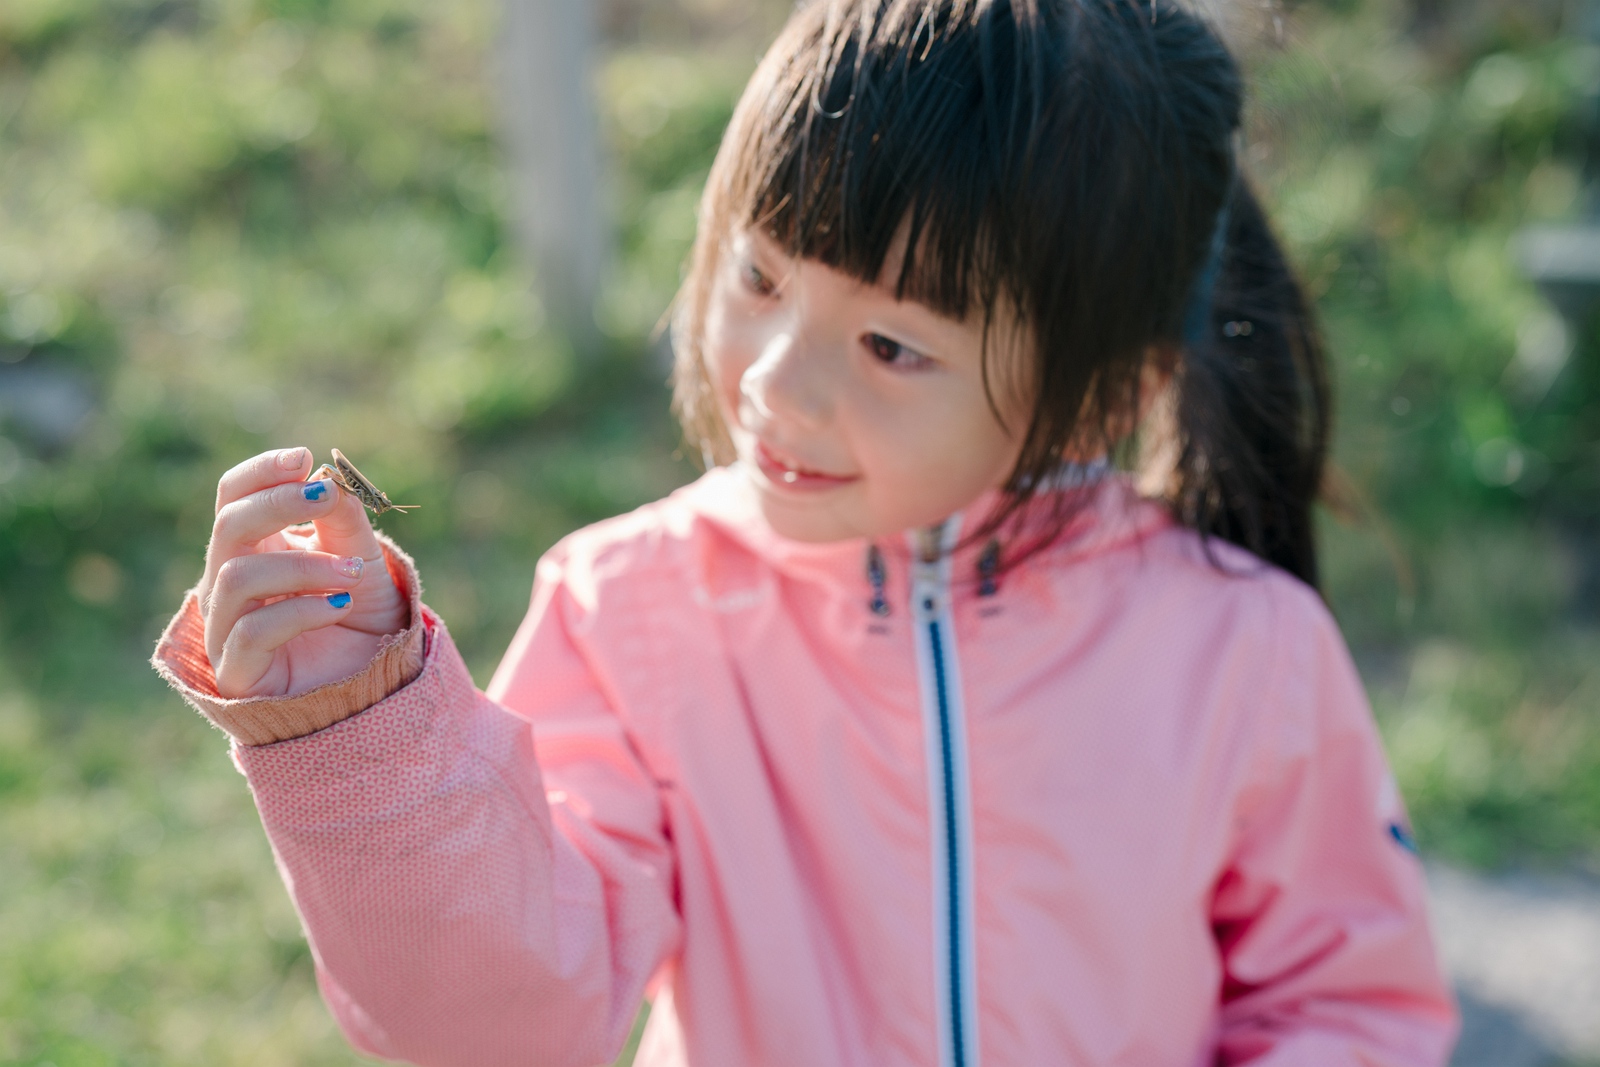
[1181,170,1237,350]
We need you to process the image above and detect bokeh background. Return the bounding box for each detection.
[1,0,1597,1063]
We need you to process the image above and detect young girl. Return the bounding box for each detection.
[153,0,1458,1063]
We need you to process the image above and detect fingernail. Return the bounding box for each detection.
[336,556,364,580]
[327,592,352,609]
[302,479,332,502]
[277,447,307,470]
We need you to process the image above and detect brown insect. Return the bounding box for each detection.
[309,448,418,516]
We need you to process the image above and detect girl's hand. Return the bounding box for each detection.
[195,447,409,699]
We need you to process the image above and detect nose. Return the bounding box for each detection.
[739,328,833,430]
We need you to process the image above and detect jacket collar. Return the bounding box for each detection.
[675,464,1172,594]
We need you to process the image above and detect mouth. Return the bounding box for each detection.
[752,440,858,491]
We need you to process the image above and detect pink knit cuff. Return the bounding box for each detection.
[150,531,427,746]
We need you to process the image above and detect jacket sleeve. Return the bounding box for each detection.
[1210,581,1459,1066]
[233,555,681,1067]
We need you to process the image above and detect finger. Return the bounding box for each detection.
[205,550,367,666]
[308,482,385,563]
[207,477,345,576]
[216,447,312,512]
[214,593,355,698]
[274,524,406,635]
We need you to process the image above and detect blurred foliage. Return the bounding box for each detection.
[0,1,742,1055]
[2,0,1600,1060]
[0,685,353,1065]
[1236,0,1600,871]
[1252,0,1600,559]
[0,0,756,690]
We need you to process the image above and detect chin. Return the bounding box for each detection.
[755,493,864,544]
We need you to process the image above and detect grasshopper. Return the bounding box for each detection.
[309,448,418,516]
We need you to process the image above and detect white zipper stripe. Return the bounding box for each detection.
[910,524,979,1067]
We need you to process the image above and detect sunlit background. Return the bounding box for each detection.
[0,0,1597,1063]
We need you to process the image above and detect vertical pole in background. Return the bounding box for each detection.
[495,0,607,357]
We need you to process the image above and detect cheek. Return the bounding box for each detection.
[702,298,756,417]
[923,414,1017,492]
[857,392,1021,516]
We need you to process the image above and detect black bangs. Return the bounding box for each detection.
[735,0,1241,355]
[743,0,1030,321]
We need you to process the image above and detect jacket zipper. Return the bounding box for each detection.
[910,523,979,1067]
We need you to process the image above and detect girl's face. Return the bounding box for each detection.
[703,228,1029,543]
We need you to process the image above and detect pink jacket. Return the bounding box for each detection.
[216,469,1457,1066]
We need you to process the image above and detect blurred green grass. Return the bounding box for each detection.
[1,0,1598,1061]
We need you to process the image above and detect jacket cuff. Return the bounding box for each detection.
[150,531,427,746]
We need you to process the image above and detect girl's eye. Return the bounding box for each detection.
[863,333,930,369]
[740,261,777,297]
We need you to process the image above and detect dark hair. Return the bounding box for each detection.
[672,0,1330,589]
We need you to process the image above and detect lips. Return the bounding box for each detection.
[753,441,858,491]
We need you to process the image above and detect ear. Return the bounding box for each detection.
[1135,345,1178,425]
[1134,345,1182,497]
[1100,346,1177,444]
[1060,345,1180,465]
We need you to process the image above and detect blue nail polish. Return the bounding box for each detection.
[327,592,352,608]
[303,480,330,502]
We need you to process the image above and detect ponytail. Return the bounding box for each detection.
[1167,180,1331,591]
